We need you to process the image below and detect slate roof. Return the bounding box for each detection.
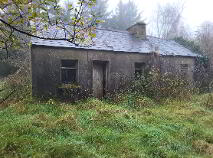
[32,28,199,57]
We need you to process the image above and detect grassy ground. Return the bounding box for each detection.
[0,80,5,101]
[1,92,213,158]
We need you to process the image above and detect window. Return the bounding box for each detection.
[61,60,78,84]
[135,62,146,79]
[180,64,188,77]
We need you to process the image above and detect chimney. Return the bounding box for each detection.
[127,21,146,39]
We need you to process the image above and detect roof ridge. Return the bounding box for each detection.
[147,35,172,41]
[96,28,129,34]
[32,27,199,57]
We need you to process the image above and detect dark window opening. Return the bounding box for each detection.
[135,62,146,79]
[61,60,78,84]
[180,64,188,78]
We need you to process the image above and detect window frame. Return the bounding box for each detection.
[180,64,189,78]
[60,59,78,84]
[134,62,146,79]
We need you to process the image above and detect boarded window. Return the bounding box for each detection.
[180,64,188,77]
[135,62,146,78]
[61,60,78,84]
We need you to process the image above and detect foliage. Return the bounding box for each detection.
[57,84,90,102]
[0,55,31,105]
[129,68,194,101]
[173,37,213,93]
[193,22,213,92]
[1,89,213,157]
[196,21,213,57]
[204,93,213,109]
[91,0,110,24]
[109,93,156,109]
[0,24,25,58]
[194,57,213,93]
[0,61,18,77]
[174,37,203,55]
[0,0,99,54]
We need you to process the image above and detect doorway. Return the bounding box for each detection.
[92,61,107,98]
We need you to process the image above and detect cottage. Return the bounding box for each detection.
[31,22,198,98]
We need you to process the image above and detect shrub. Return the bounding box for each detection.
[134,96,156,108]
[130,68,195,101]
[107,92,156,109]
[204,93,213,109]
[0,56,31,105]
[57,84,91,102]
[193,140,213,155]
[0,62,18,78]
[193,56,213,94]
[107,68,195,103]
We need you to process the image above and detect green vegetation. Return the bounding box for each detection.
[0,62,18,78]
[0,68,212,158]
[1,87,213,157]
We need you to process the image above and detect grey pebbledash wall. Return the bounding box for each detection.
[31,45,195,97]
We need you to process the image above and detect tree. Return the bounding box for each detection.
[196,22,213,55]
[174,37,203,55]
[0,0,98,54]
[92,0,110,20]
[152,1,184,39]
[104,0,141,30]
[193,21,213,91]
[81,0,110,28]
[196,22,213,69]
[62,0,74,22]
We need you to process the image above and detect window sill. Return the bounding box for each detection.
[59,83,80,89]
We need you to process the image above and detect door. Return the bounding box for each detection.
[93,62,106,98]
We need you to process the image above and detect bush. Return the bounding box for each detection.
[130,68,195,101]
[0,56,31,105]
[57,84,91,102]
[0,62,18,78]
[109,93,156,108]
[204,93,213,109]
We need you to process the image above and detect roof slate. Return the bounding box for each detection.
[32,28,199,57]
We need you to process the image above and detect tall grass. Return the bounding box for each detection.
[0,64,212,157]
[0,94,213,157]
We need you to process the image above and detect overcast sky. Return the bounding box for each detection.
[61,0,213,34]
[107,0,213,33]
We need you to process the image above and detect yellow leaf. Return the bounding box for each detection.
[32,12,37,18]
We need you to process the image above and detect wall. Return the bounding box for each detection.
[31,46,195,97]
[160,56,195,82]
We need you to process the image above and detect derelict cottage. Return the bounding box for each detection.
[31,22,198,98]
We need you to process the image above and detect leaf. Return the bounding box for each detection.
[1,0,8,4]
[32,12,37,18]
[89,32,96,38]
[96,20,104,24]
[8,17,13,24]
[31,26,37,33]
[44,25,48,31]
[68,4,73,9]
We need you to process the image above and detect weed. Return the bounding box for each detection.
[204,93,213,109]
[0,92,213,157]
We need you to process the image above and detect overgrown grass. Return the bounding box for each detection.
[0,80,6,101]
[0,92,213,158]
